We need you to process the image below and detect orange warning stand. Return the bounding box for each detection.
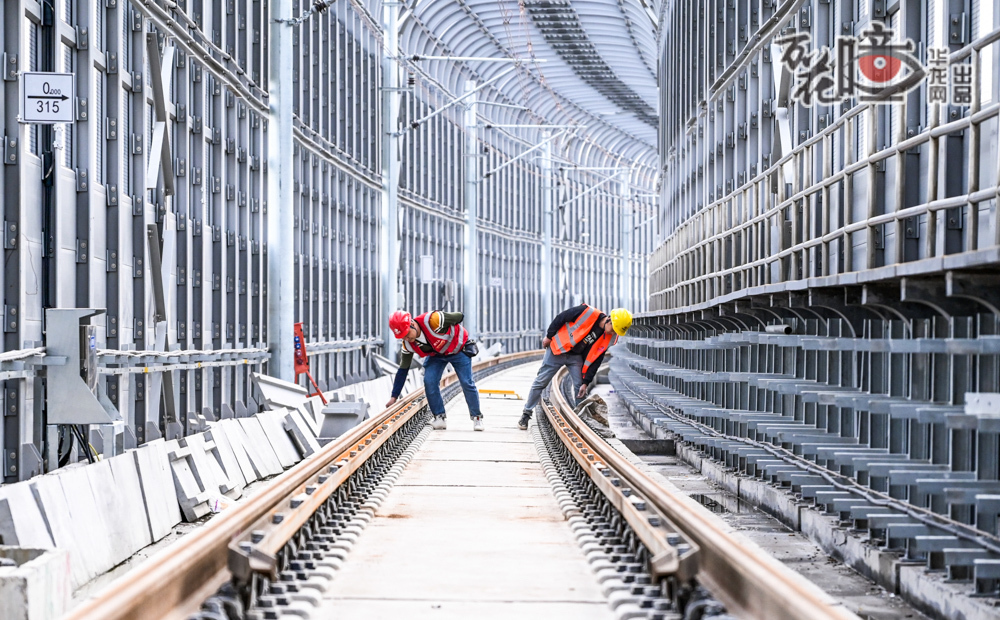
[293,322,328,405]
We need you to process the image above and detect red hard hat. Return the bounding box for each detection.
[389,310,412,339]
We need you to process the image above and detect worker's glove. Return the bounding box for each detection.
[577,383,588,399]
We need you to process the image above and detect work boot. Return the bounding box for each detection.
[431,414,447,430]
[472,416,484,432]
[518,411,532,430]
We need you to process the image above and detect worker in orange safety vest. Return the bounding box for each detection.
[385,310,484,432]
[518,304,632,430]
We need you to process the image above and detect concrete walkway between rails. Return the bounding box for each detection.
[314,362,611,620]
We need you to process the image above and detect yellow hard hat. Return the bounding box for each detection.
[610,308,632,336]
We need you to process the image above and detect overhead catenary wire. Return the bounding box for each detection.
[274,0,338,25]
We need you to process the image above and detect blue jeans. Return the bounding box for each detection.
[423,353,482,418]
[523,349,584,412]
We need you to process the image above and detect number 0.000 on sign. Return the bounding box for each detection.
[20,72,75,124]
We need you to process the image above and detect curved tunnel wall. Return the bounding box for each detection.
[636,0,1000,603]
[0,0,656,480]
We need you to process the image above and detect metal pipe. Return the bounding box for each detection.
[619,170,631,310]
[463,80,479,338]
[707,0,807,102]
[381,0,401,363]
[266,0,295,381]
[541,135,553,331]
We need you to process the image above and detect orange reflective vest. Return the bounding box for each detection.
[550,305,617,377]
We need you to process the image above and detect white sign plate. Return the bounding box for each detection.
[489,276,503,287]
[20,72,75,124]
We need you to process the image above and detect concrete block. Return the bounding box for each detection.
[181,432,243,500]
[297,402,322,435]
[370,378,389,411]
[0,482,54,548]
[317,400,370,445]
[298,392,324,430]
[256,409,301,468]
[166,439,213,522]
[106,452,155,554]
[82,459,142,565]
[215,420,260,484]
[31,466,113,589]
[252,372,309,410]
[132,439,183,541]
[205,423,251,488]
[29,475,91,589]
[283,409,322,458]
[56,465,117,577]
[291,407,319,438]
[236,417,284,477]
[0,547,71,620]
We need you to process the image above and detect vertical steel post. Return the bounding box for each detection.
[267,2,295,381]
[620,170,631,310]
[463,81,479,337]
[381,1,400,362]
[541,134,553,326]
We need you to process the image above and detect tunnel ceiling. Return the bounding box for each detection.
[404,0,661,157]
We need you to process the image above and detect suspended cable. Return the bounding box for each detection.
[275,0,338,26]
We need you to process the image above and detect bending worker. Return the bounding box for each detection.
[385,310,484,432]
[518,305,632,430]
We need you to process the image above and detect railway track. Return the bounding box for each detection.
[68,353,862,620]
[539,367,860,620]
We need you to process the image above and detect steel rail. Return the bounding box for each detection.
[67,350,540,620]
[543,366,861,620]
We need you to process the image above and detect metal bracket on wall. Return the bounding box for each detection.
[43,308,120,425]
[146,225,180,435]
